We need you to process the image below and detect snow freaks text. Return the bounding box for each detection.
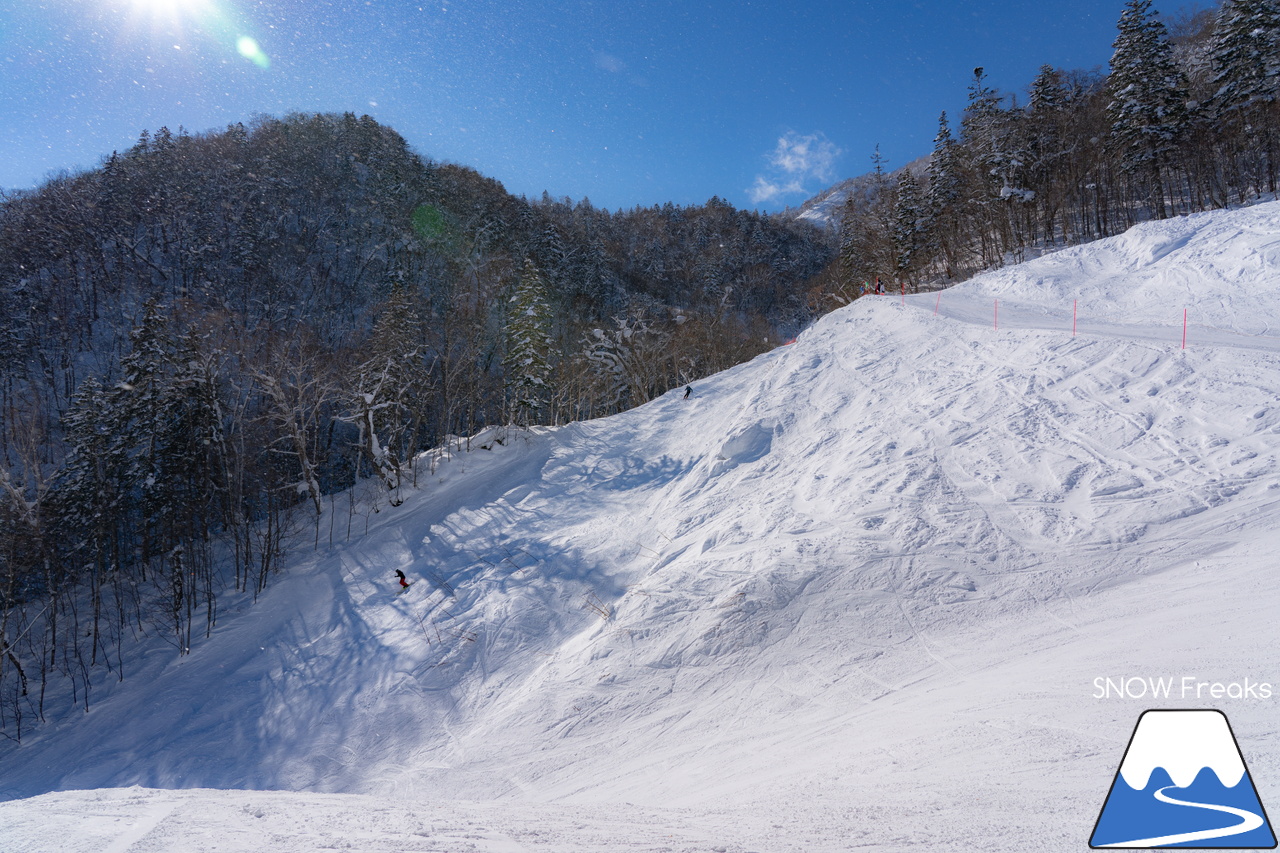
[1093,677,1274,701]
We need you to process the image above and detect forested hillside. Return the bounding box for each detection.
[831,0,1280,299]
[0,112,832,736]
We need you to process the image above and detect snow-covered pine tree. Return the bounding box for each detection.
[961,67,1005,169]
[837,193,863,293]
[959,67,1025,265]
[927,113,962,220]
[1211,0,1280,115]
[114,301,177,568]
[1029,65,1068,115]
[53,303,229,656]
[926,112,962,276]
[149,331,229,648]
[893,171,929,287]
[53,376,122,607]
[1027,65,1072,240]
[1106,0,1190,219]
[1209,0,1280,194]
[837,149,897,291]
[504,258,556,427]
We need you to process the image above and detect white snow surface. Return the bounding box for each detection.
[6,202,1280,850]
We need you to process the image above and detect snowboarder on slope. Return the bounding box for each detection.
[395,569,409,590]
[684,385,692,399]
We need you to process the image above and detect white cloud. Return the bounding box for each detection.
[747,176,806,204]
[771,131,841,181]
[749,131,842,206]
[593,52,626,74]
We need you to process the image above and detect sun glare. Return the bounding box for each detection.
[125,0,210,30]
[122,0,270,70]
[130,0,208,13]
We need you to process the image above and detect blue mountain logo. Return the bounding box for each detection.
[1091,710,1276,848]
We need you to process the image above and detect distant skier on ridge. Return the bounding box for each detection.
[395,569,411,593]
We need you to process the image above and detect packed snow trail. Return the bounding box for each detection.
[5,202,1280,851]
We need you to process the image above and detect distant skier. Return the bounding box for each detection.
[395,569,410,590]
[684,385,692,399]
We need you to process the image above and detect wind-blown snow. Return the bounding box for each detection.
[6,202,1280,851]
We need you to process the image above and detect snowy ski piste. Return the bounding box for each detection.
[5,202,1280,851]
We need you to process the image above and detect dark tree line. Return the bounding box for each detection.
[0,111,834,738]
[831,0,1280,300]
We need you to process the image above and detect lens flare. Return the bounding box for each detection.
[236,36,269,69]
[124,0,270,71]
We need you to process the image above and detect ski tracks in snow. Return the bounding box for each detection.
[98,796,180,853]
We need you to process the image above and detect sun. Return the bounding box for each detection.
[119,0,268,68]
[124,0,216,30]
[123,0,199,27]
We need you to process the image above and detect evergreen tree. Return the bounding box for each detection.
[53,376,123,594]
[1029,65,1068,114]
[893,171,929,286]
[837,172,895,294]
[959,67,1025,265]
[927,113,962,216]
[1106,0,1190,218]
[504,258,556,426]
[837,194,863,291]
[149,332,229,648]
[927,112,963,275]
[1027,66,1073,240]
[52,304,229,655]
[1210,0,1280,193]
[961,67,1006,182]
[1211,0,1280,114]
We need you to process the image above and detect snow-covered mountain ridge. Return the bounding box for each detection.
[5,202,1280,851]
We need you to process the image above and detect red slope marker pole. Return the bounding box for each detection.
[934,290,942,315]
[901,281,906,306]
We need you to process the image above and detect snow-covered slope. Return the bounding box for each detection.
[788,175,862,226]
[789,156,929,226]
[6,202,1280,851]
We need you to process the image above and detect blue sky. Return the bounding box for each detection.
[3,0,1142,212]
